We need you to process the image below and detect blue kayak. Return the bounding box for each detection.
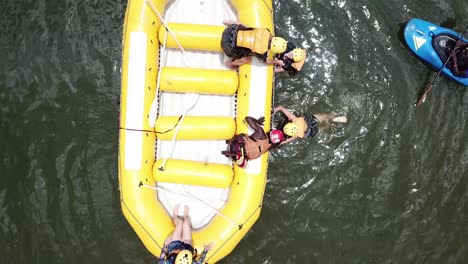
[404,18,468,86]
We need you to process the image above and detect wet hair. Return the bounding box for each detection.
[275,112,289,133]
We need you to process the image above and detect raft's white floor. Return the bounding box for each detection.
[156,0,237,228]
[156,0,270,229]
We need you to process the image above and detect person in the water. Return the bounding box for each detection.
[450,40,468,77]
[273,105,347,144]
[159,205,213,264]
[222,108,347,168]
[222,116,285,168]
[221,20,288,68]
[266,42,307,76]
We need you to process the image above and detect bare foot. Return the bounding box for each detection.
[223,20,236,26]
[332,116,348,123]
[172,204,181,225]
[225,61,237,69]
[183,205,190,219]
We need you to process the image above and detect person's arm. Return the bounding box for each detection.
[273,105,297,120]
[279,136,297,146]
[245,116,267,140]
[194,243,213,264]
[456,40,468,49]
[275,66,286,73]
[194,249,208,264]
[450,51,462,76]
[265,58,285,65]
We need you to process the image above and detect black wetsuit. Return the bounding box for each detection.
[277,42,299,76]
[451,42,468,77]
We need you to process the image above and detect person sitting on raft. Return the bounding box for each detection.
[222,116,285,168]
[159,205,213,264]
[266,41,307,76]
[450,40,468,77]
[221,20,288,69]
[273,105,348,144]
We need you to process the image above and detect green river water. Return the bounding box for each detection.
[1,0,468,263]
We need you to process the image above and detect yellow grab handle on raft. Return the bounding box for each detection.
[158,23,225,51]
[160,67,238,95]
[155,116,236,140]
[154,159,233,188]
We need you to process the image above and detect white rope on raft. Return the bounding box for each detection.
[145,0,194,67]
[143,1,235,232]
[139,182,242,229]
[145,0,201,170]
[148,30,168,128]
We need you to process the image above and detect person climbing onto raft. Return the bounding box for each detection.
[221,20,288,69]
[273,105,348,144]
[450,40,468,77]
[159,205,213,264]
[222,116,285,168]
[266,41,307,76]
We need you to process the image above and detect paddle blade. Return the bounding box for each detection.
[416,84,433,108]
[416,94,427,107]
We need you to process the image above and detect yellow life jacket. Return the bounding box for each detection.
[290,117,308,138]
[236,28,271,54]
[292,60,305,72]
[244,136,271,160]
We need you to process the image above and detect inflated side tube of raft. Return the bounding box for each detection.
[160,67,239,95]
[120,0,274,263]
[158,23,225,51]
[153,159,233,188]
[155,116,236,140]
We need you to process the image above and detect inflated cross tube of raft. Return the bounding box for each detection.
[119,0,274,263]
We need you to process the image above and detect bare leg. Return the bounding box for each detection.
[172,204,181,225]
[170,205,183,242]
[314,113,347,124]
[223,20,237,26]
[225,57,252,68]
[181,206,193,246]
[225,61,237,69]
[332,116,348,123]
[274,65,285,73]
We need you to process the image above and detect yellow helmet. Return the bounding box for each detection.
[292,48,306,62]
[175,249,193,264]
[270,37,287,54]
[283,123,300,137]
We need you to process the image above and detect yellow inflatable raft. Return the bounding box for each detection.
[119,0,274,262]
